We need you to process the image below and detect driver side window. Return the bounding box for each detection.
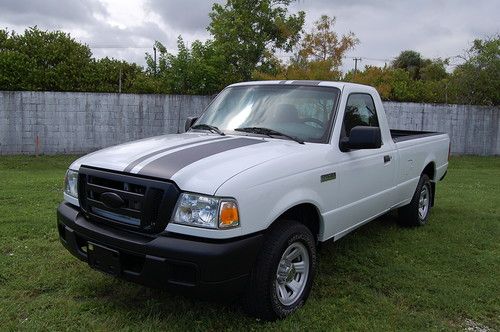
[342,93,379,138]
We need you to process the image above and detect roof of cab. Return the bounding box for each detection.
[228,80,373,90]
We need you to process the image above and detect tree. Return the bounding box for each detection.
[146,0,305,93]
[0,47,32,90]
[347,50,455,103]
[346,64,452,104]
[451,36,500,105]
[145,37,226,95]
[87,57,153,93]
[344,66,395,100]
[208,0,305,82]
[297,15,358,67]
[392,50,423,80]
[254,15,358,81]
[420,58,448,81]
[0,26,161,94]
[0,27,93,91]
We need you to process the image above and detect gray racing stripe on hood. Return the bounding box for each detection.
[123,136,228,173]
[138,137,264,179]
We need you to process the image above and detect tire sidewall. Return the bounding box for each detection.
[417,175,432,225]
[267,224,316,318]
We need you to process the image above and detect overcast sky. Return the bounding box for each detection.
[0,0,498,72]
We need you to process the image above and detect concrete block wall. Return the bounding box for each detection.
[384,102,499,156]
[0,91,213,155]
[0,91,498,155]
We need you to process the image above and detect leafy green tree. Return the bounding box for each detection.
[87,57,154,93]
[349,50,456,104]
[147,0,305,93]
[0,27,93,91]
[208,0,305,82]
[451,36,499,105]
[0,26,159,94]
[344,66,395,100]
[252,49,286,79]
[346,65,452,104]
[0,48,32,90]
[420,58,448,81]
[392,50,423,80]
[146,37,226,95]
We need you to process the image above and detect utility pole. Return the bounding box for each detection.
[153,46,157,75]
[445,81,448,104]
[353,57,362,75]
[118,67,122,93]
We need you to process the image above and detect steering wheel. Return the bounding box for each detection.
[303,118,325,129]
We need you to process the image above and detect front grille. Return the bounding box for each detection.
[78,166,180,233]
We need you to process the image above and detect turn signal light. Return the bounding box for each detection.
[219,201,239,228]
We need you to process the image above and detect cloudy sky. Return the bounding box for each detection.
[0,0,498,72]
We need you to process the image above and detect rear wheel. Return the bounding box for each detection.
[243,220,316,320]
[398,174,432,226]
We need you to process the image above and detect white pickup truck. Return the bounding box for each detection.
[58,81,449,320]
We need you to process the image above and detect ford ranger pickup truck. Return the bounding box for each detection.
[57,81,450,320]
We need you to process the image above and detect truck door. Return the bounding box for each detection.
[327,92,397,238]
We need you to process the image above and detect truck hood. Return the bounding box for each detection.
[70,133,305,195]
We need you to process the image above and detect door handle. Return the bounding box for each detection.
[384,155,392,163]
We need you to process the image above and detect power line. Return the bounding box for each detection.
[89,45,151,49]
[344,56,391,62]
[273,52,393,63]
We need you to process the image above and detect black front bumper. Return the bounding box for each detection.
[57,202,264,299]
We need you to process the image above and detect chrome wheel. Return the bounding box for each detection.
[275,242,310,306]
[418,185,430,220]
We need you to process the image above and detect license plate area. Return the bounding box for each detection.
[87,242,121,276]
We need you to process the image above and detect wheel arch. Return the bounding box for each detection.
[422,161,436,181]
[267,203,323,243]
[421,161,436,207]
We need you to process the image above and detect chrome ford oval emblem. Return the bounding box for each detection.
[100,192,125,209]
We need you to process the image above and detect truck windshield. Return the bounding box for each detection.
[195,85,340,143]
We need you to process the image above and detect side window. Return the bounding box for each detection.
[342,93,379,137]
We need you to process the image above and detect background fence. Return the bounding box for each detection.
[0,91,498,155]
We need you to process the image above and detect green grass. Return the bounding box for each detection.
[0,155,498,331]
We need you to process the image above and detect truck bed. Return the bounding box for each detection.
[390,129,443,143]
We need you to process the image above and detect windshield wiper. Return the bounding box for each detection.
[234,127,304,144]
[191,124,225,136]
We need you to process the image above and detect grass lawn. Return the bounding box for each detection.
[0,155,498,331]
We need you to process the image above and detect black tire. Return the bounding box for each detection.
[243,220,316,321]
[398,174,432,227]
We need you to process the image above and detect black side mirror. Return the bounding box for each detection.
[184,117,198,132]
[340,126,382,151]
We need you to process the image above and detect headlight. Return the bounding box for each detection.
[64,170,79,198]
[172,193,239,229]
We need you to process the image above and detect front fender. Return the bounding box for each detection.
[216,167,330,237]
[263,188,324,232]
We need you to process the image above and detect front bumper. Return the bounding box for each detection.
[57,202,264,299]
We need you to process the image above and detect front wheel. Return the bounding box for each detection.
[398,174,432,226]
[243,220,316,320]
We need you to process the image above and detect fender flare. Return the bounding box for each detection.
[263,188,325,235]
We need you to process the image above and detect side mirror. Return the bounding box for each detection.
[340,126,382,151]
[184,117,198,132]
